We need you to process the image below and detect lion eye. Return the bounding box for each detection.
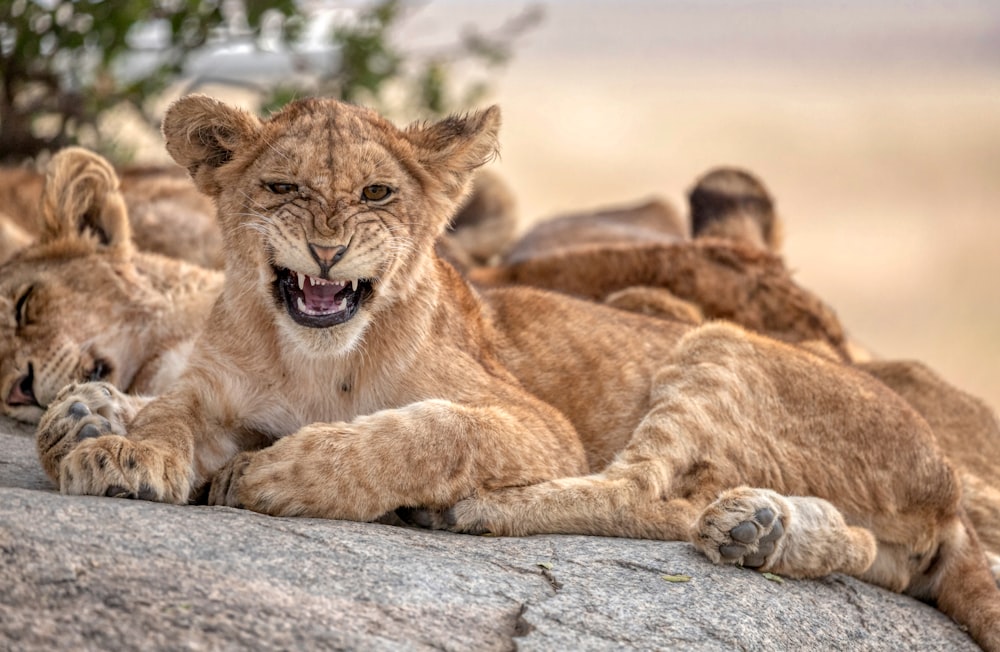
[362,184,392,202]
[266,182,298,195]
[14,286,33,328]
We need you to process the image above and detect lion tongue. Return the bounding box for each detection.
[299,274,348,315]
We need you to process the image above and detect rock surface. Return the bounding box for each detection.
[0,417,980,651]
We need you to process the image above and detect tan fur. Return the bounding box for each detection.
[503,197,685,265]
[859,359,1000,558]
[471,241,851,359]
[0,150,221,267]
[0,148,221,425]
[32,95,1000,650]
[467,176,840,355]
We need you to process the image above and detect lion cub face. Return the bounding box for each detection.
[162,95,499,355]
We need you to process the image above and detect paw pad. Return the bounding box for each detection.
[719,509,784,568]
[68,402,91,419]
[77,423,103,440]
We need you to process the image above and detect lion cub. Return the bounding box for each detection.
[37,95,1000,649]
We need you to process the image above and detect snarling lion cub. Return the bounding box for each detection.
[35,95,1000,649]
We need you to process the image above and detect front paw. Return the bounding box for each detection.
[206,451,256,508]
[440,496,495,536]
[36,382,132,483]
[60,435,191,504]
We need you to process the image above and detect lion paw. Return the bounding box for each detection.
[59,434,191,503]
[206,451,256,508]
[438,497,498,536]
[693,487,789,570]
[36,381,137,483]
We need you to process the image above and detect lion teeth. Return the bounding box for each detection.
[297,273,305,291]
[351,279,359,292]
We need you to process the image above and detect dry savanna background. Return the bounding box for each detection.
[435,0,1000,413]
[134,1,1000,412]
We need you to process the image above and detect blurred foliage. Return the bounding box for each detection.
[0,0,298,162]
[279,0,543,117]
[0,0,541,164]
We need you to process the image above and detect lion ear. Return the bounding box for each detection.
[161,94,262,195]
[39,147,132,251]
[406,106,501,202]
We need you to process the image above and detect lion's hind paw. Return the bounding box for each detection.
[693,487,790,571]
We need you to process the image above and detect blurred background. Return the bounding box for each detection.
[3,0,999,409]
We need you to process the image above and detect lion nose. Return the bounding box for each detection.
[6,364,39,408]
[308,243,348,275]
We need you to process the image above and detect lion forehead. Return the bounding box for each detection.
[255,130,412,187]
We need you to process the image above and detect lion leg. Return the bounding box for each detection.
[447,475,877,580]
[207,398,589,522]
[445,459,701,540]
[884,515,1000,652]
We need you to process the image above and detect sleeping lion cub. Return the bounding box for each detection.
[37,95,1000,649]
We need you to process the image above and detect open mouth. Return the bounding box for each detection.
[274,267,373,328]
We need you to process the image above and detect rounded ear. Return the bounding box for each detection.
[39,147,132,251]
[161,94,263,196]
[405,106,501,202]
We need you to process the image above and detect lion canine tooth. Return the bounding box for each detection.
[297,272,305,291]
[296,297,308,313]
[351,279,359,292]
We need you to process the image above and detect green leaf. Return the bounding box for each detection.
[536,562,553,570]
[661,574,692,583]
[761,572,785,584]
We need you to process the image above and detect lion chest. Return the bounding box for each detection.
[231,362,414,442]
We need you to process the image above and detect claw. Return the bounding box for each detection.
[136,484,158,501]
[105,485,132,499]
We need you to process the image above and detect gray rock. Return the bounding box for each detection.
[0,416,979,651]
